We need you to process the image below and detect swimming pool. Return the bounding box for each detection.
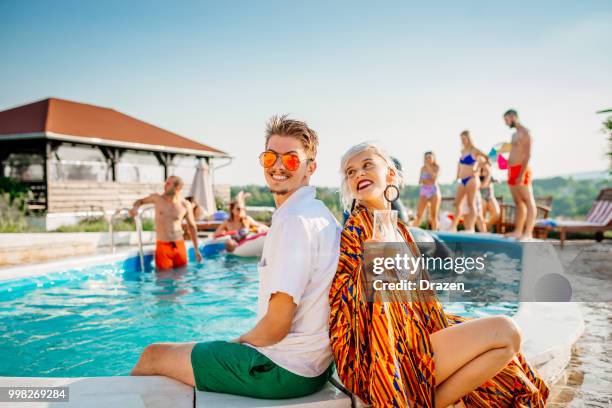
[0,244,519,377]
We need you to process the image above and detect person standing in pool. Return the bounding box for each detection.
[451,130,489,232]
[504,109,537,239]
[131,115,341,400]
[412,151,441,230]
[129,175,202,270]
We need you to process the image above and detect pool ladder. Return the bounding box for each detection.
[109,207,149,271]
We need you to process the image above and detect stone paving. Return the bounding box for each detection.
[547,241,612,407]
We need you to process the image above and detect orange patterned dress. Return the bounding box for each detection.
[328,205,549,407]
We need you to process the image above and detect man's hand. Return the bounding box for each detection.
[195,250,203,263]
[129,195,156,218]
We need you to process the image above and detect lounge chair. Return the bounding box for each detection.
[537,188,612,246]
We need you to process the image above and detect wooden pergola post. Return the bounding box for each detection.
[154,152,175,180]
[42,140,51,212]
[100,146,122,182]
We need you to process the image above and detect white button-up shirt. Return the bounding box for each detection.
[251,186,341,377]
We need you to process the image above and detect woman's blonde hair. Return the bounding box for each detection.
[460,130,474,148]
[339,142,404,211]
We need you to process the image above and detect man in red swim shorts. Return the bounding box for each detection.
[504,109,537,239]
[129,176,202,269]
[508,163,532,186]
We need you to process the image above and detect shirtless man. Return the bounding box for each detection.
[503,109,537,239]
[129,175,202,269]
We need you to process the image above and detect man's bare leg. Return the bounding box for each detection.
[516,184,536,239]
[506,186,525,238]
[131,342,196,387]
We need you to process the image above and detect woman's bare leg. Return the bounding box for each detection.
[475,215,486,233]
[451,185,466,231]
[487,198,500,232]
[463,179,478,231]
[475,192,487,232]
[413,196,428,227]
[429,193,441,230]
[225,239,238,252]
[131,342,197,387]
[430,316,521,407]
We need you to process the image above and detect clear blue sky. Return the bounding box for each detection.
[1,1,611,186]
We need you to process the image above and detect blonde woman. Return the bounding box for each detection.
[329,142,548,407]
[412,151,441,230]
[452,131,489,232]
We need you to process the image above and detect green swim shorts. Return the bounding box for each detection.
[191,340,333,399]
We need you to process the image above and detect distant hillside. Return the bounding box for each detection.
[553,170,609,180]
[231,175,610,221]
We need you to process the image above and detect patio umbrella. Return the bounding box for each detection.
[189,161,216,218]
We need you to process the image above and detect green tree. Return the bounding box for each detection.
[597,108,612,172]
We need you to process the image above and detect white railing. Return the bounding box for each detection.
[109,206,153,271]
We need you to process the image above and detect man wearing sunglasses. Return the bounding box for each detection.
[132,115,341,400]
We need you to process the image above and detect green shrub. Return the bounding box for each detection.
[0,177,31,212]
[0,193,28,232]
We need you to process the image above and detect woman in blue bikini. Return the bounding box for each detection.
[451,130,489,232]
[412,151,441,230]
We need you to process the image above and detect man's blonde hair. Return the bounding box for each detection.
[265,114,319,159]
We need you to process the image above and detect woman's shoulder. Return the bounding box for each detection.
[342,206,370,241]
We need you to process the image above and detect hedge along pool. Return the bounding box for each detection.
[0,241,520,377]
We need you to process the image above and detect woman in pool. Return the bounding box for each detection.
[479,160,500,232]
[452,131,489,232]
[412,151,441,230]
[214,192,267,252]
[329,142,548,407]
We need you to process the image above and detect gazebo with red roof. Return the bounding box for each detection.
[0,98,230,226]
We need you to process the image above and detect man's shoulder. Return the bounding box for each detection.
[517,126,531,138]
[290,198,338,222]
[276,199,338,231]
[147,193,162,203]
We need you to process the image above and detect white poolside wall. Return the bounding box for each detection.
[0,232,156,266]
[0,241,585,408]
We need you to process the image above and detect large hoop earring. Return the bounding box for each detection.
[384,185,400,203]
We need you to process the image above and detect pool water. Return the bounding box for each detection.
[0,251,518,377]
[0,254,259,377]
